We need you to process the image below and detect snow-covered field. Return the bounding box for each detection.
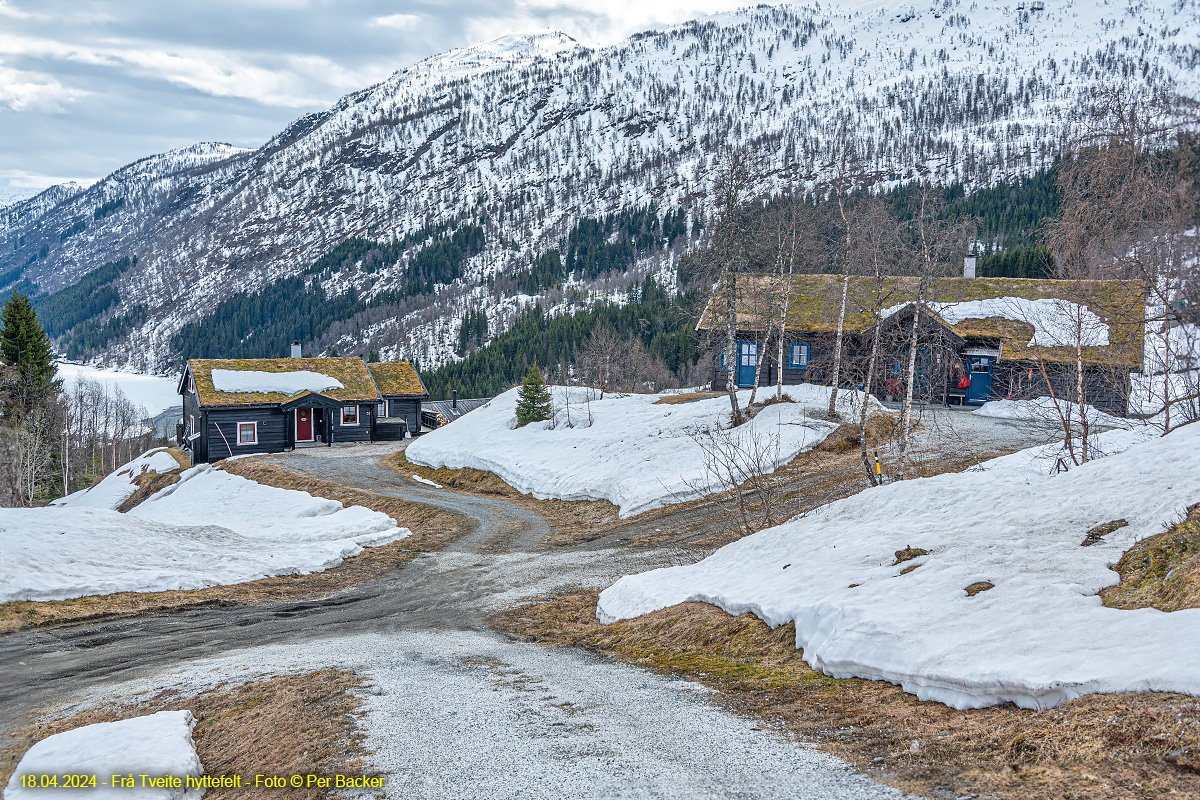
[4,711,202,800]
[407,385,879,517]
[55,363,179,417]
[1,463,408,602]
[598,424,1200,710]
[51,448,184,510]
[974,397,1132,431]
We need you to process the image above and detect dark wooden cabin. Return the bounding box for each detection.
[178,357,389,462]
[366,361,428,438]
[698,274,1146,413]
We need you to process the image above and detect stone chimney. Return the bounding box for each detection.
[963,255,977,279]
[291,341,302,358]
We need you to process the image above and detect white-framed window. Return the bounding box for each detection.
[789,342,810,368]
[187,374,195,394]
[188,415,195,435]
[237,421,258,445]
[341,405,359,425]
[377,402,386,418]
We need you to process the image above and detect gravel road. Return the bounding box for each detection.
[0,443,929,798]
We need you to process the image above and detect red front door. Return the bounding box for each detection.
[296,408,313,441]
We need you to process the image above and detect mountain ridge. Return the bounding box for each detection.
[2,0,1196,373]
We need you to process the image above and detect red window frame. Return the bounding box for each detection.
[237,421,257,445]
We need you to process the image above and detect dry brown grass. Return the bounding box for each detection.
[0,670,374,798]
[0,460,468,635]
[496,592,1200,800]
[1102,502,1200,612]
[653,391,725,405]
[108,446,192,512]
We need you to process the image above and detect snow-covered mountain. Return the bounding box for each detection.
[2,0,1197,372]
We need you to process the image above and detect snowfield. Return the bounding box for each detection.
[406,385,879,517]
[973,397,1131,431]
[1,464,408,602]
[4,711,203,800]
[598,424,1200,710]
[51,448,184,510]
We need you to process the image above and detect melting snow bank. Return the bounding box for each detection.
[974,397,1131,431]
[407,385,876,517]
[0,465,408,602]
[4,711,203,799]
[51,448,184,510]
[598,424,1200,710]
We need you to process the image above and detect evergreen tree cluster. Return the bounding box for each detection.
[456,307,489,356]
[565,205,690,280]
[58,220,87,242]
[92,198,126,221]
[21,256,136,339]
[60,305,148,360]
[172,224,485,360]
[422,278,698,400]
[975,243,1055,279]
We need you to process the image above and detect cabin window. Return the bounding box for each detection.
[739,341,757,366]
[789,342,810,368]
[377,402,386,418]
[237,422,257,445]
[970,357,990,374]
[341,405,359,425]
[188,415,195,436]
[187,374,195,394]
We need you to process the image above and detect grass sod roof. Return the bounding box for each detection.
[696,274,1146,367]
[367,362,428,397]
[188,358,382,408]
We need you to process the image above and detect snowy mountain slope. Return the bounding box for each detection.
[2,0,1197,372]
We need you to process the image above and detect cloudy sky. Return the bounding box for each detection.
[0,0,760,203]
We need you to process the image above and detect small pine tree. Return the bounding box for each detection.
[515,365,552,427]
[1,290,57,413]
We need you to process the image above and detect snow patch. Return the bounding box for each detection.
[4,711,203,800]
[883,297,1110,347]
[407,384,875,517]
[411,475,443,489]
[51,449,183,510]
[0,466,408,602]
[210,369,344,395]
[598,424,1200,709]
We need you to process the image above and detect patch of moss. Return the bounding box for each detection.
[1101,503,1200,612]
[893,546,929,565]
[1081,518,1129,546]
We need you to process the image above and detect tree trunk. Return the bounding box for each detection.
[725,269,741,425]
[896,303,921,480]
[827,275,849,417]
[860,311,882,486]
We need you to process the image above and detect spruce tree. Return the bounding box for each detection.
[1,291,57,412]
[515,365,552,427]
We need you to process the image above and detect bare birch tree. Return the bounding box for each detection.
[707,148,757,425]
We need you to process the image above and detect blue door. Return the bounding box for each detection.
[736,340,758,387]
[965,356,993,404]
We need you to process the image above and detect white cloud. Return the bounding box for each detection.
[372,13,420,31]
[0,65,86,111]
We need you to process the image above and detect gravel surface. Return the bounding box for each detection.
[109,630,911,800]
